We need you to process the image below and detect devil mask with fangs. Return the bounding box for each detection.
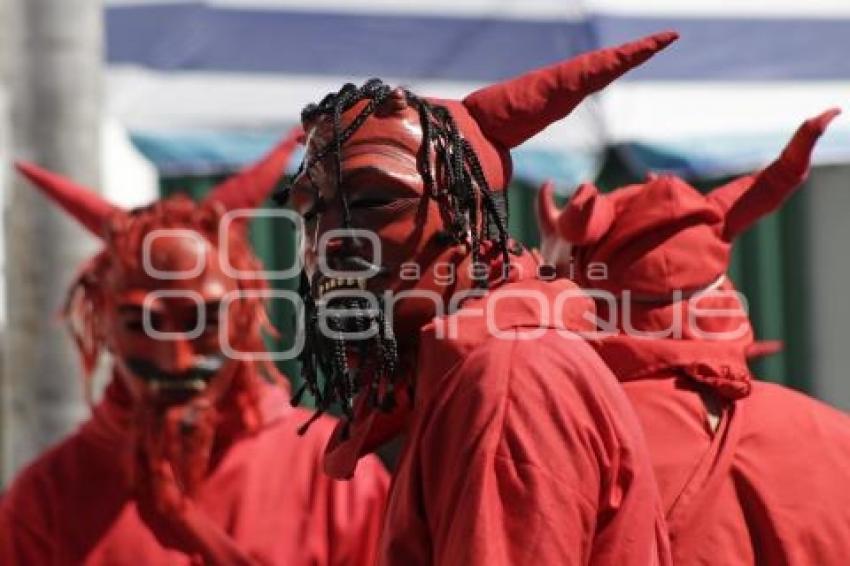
[279,32,679,448]
[15,128,301,503]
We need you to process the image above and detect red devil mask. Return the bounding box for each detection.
[284,31,678,475]
[16,127,301,408]
[17,128,301,503]
[290,30,678,331]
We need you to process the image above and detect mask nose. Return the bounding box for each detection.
[324,237,350,271]
[324,236,375,271]
[155,337,196,374]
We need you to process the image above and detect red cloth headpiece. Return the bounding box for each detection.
[434,31,678,191]
[16,127,302,238]
[16,128,301,383]
[536,110,837,398]
[539,109,839,295]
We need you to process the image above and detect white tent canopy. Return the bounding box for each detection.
[105,0,850,187]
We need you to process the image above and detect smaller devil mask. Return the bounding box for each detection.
[17,129,300,506]
[282,32,679,429]
[16,129,301,408]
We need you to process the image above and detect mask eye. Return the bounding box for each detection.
[348,196,395,210]
[119,306,155,334]
[123,319,146,333]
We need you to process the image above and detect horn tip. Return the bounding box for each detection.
[801,107,842,140]
[536,179,560,236]
[14,160,36,174]
[649,30,680,49]
[822,107,842,122]
[286,123,306,145]
[13,160,47,183]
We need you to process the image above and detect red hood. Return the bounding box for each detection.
[536,110,841,398]
[324,252,597,478]
[591,277,754,399]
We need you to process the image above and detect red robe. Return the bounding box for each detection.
[593,297,850,565]
[376,257,671,566]
[0,380,389,565]
[536,112,849,562]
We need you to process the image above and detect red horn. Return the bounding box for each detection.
[558,183,614,245]
[204,126,303,212]
[746,340,784,360]
[713,108,840,240]
[462,31,678,149]
[536,180,561,236]
[15,161,120,238]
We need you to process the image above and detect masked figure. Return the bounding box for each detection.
[282,32,680,566]
[0,129,389,566]
[538,109,850,564]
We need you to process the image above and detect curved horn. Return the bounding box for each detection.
[462,31,678,149]
[714,108,840,240]
[536,180,561,236]
[557,182,615,245]
[15,161,120,238]
[204,126,303,212]
[746,340,784,360]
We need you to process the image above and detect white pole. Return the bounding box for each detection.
[0,0,11,484]
[2,0,103,483]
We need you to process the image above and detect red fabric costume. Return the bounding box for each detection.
[538,109,850,564]
[1,132,389,565]
[0,384,388,566]
[288,31,679,565]
[380,257,669,566]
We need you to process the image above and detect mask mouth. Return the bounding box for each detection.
[124,355,226,398]
[315,275,368,299]
[295,270,399,434]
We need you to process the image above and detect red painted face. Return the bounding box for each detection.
[290,100,482,342]
[102,231,241,407]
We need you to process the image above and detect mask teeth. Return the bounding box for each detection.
[318,277,368,297]
[149,378,207,393]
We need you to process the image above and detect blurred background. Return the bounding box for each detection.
[2,0,849,485]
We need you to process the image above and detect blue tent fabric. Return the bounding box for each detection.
[109,2,850,184]
[131,130,304,177]
[107,5,850,81]
[107,5,594,81]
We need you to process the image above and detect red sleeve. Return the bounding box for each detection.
[415,333,665,566]
[326,453,390,566]
[0,475,54,565]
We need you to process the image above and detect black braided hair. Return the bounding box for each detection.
[295,287,399,435]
